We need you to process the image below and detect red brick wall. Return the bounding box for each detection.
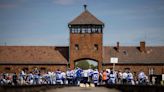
[70,33,103,70]
[0,64,67,74]
[103,64,164,75]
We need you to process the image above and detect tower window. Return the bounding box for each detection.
[88,28,91,33]
[78,28,81,33]
[98,28,101,33]
[72,28,74,31]
[75,44,79,50]
[95,28,99,33]
[82,29,85,33]
[92,28,96,33]
[72,30,74,33]
[94,44,98,50]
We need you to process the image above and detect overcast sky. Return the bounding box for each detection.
[0,0,164,46]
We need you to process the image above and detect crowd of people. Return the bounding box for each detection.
[0,68,150,86]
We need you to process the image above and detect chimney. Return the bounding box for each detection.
[117,42,119,52]
[140,41,146,52]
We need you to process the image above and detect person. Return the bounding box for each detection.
[117,70,123,84]
[75,68,82,85]
[28,72,33,85]
[127,71,134,85]
[108,71,116,84]
[19,71,26,85]
[92,69,99,85]
[38,73,42,84]
[61,71,66,84]
[82,69,89,85]
[88,69,94,84]
[99,71,103,85]
[43,72,49,84]
[145,75,149,85]
[152,76,156,85]
[138,71,146,85]
[72,69,76,85]
[48,71,54,84]
[52,72,56,84]
[122,70,128,84]
[33,72,39,85]
[102,70,107,84]
[106,71,110,84]
[2,73,7,85]
[66,68,73,84]
[6,73,12,85]
[12,73,17,85]
[0,73,3,85]
[56,69,63,84]
[33,68,39,85]
[133,72,138,85]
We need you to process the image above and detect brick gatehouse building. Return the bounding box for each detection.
[0,5,164,75]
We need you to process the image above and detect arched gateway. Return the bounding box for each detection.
[68,5,104,70]
[75,58,98,70]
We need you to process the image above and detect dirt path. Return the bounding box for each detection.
[45,87,120,92]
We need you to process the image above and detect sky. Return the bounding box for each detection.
[0,0,164,46]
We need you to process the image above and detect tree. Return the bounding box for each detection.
[90,64,97,70]
[75,60,90,70]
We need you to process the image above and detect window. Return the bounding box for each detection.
[75,44,79,50]
[95,28,99,33]
[74,30,77,33]
[82,30,85,33]
[92,28,96,33]
[78,28,81,33]
[71,30,74,33]
[94,44,98,50]
[81,28,85,33]
[98,28,101,33]
[88,28,91,33]
[72,28,74,31]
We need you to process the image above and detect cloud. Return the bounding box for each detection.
[54,0,76,5]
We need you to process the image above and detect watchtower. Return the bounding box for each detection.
[68,5,104,70]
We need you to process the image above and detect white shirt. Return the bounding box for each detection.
[122,72,128,79]
[61,72,66,79]
[138,72,145,79]
[83,70,89,77]
[118,72,123,79]
[128,73,133,79]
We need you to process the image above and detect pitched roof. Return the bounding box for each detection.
[69,10,104,25]
[103,46,164,64]
[0,46,69,64]
[1,46,164,65]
